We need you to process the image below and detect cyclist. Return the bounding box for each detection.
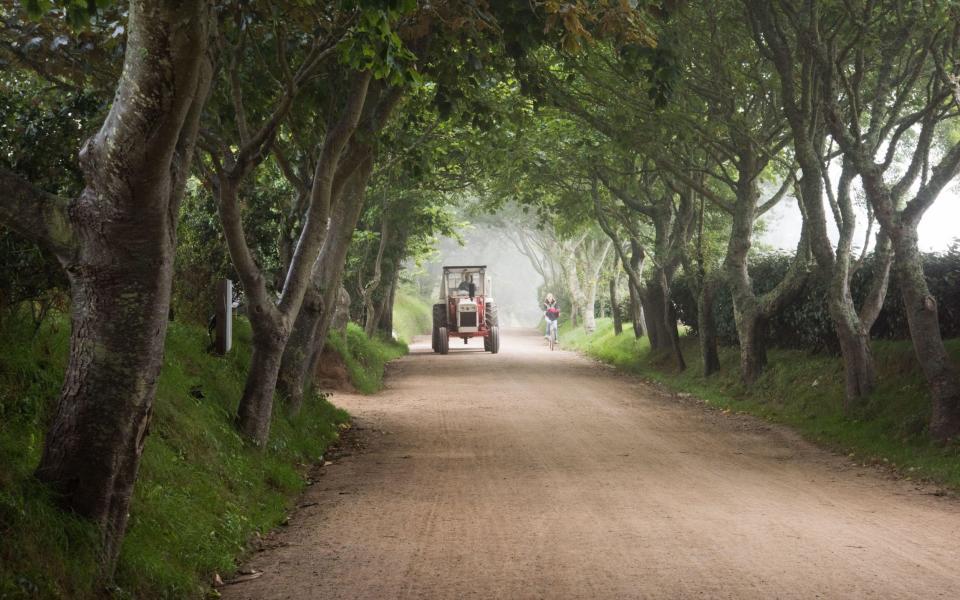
[543,293,560,344]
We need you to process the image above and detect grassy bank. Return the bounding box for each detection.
[392,290,433,344]
[0,310,404,599]
[563,318,960,489]
[325,323,407,394]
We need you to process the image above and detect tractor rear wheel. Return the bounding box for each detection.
[485,301,499,327]
[484,302,500,353]
[432,303,447,353]
[487,325,500,354]
[438,327,449,354]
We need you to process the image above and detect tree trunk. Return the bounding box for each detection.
[641,280,676,358]
[827,273,877,411]
[37,264,174,568]
[892,229,960,440]
[26,0,212,574]
[697,276,720,376]
[641,292,660,350]
[610,277,623,335]
[579,238,611,334]
[644,287,683,368]
[217,173,295,443]
[277,160,372,413]
[735,308,768,385]
[310,286,351,371]
[667,302,685,371]
[231,72,372,443]
[377,269,398,338]
[650,267,685,371]
[642,286,671,358]
[835,322,875,406]
[361,216,389,338]
[274,83,401,414]
[582,279,599,333]
[235,311,288,441]
[279,293,324,416]
[627,280,644,338]
[722,155,808,384]
[278,220,357,415]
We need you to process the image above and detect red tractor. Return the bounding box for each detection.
[432,265,500,354]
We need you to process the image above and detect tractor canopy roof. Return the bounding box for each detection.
[441,266,488,299]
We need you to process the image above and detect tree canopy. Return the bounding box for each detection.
[2,0,959,585]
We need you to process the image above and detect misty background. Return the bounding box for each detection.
[414,225,545,327]
[400,179,958,331]
[760,177,959,254]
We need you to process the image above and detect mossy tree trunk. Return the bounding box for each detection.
[720,144,809,385]
[224,72,372,445]
[610,274,623,336]
[696,274,721,377]
[746,2,895,413]
[278,176,368,414]
[0,0,214,573]
[685,190,721,377]
[629,240,646,338]
[890,229,960,439]
[593,175,694,370]
[375,258,400,338]
[361,215,389,338]
[767,0,960,438]
[277,85,401,412]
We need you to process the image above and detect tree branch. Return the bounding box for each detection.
[902,139,960,227]
[655,158,735,214]
[757,171,795,216]
[279,69,372,313]
[0,167,76,260]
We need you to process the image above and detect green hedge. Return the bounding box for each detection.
[673,245,960,353]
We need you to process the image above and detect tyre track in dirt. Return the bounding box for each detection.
[222,329,960,599]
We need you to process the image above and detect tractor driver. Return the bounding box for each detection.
[457,270,476,297]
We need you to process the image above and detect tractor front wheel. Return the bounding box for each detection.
[438,327,449,354]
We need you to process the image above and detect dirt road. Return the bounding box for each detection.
[223,329,960,599]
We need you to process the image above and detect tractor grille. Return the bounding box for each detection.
[459,311,477,328]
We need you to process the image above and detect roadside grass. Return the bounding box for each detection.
[0,310,350,599]
[325,322,407,395]
[393,290,433,344]
[562,318,960,490]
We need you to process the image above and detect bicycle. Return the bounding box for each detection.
[546,319,559,351]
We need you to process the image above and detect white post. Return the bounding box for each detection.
[215,278,233,355]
